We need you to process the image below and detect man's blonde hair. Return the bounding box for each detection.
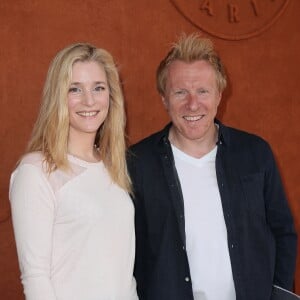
[156,33,227,95]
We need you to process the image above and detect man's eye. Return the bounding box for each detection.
[198,89,208,94]
[174,90,186,96]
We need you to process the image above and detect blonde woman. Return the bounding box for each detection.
[9,43,138,300]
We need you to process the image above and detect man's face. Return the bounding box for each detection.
[163,60,221,147]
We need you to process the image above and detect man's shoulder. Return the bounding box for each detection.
[130,131,160,149]
[221,123,270,149]
[129,125,169,154]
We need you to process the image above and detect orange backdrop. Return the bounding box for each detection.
[0,1,299,298]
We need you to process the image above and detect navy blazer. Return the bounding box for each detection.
[128,121,297,300]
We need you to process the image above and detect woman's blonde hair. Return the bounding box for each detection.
[27,43,131,193]
[156,33,227,96]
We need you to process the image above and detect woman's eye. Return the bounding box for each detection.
[94,85,105,92]
[69,87,81,94]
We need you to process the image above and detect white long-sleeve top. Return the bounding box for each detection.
[9,152,138,300]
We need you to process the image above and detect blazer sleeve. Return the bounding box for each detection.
[127,151,149,299]
[9,164,57,300]
[264,144,297,290]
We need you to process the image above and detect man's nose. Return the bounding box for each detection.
[186,93,199,111]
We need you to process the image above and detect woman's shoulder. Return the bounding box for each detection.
[12,151,49,177]
[18,151,45,167]
[10,152,49,192]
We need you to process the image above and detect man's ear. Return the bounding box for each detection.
[162,96,169,110]
[217,92,222,106]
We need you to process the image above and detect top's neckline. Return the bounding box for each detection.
[67,153,103,167]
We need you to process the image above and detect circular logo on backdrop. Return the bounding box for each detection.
[171,0,290,40]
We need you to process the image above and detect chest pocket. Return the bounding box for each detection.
[240,172,266,220]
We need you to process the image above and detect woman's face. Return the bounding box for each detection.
[67,61,110,142]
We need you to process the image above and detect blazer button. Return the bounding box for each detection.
[185,277,190,282]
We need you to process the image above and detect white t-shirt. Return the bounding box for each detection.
[9,152,138,300]
[172,145,236,300]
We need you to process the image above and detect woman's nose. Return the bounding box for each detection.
[82,90,95,106]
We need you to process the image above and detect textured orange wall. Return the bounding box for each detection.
[0,1,299,298]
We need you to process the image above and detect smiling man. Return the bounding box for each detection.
[128,33,297,300]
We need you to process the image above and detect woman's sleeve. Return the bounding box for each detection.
[9,164,57,300]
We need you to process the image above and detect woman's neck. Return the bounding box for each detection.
[67,134,100,163]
